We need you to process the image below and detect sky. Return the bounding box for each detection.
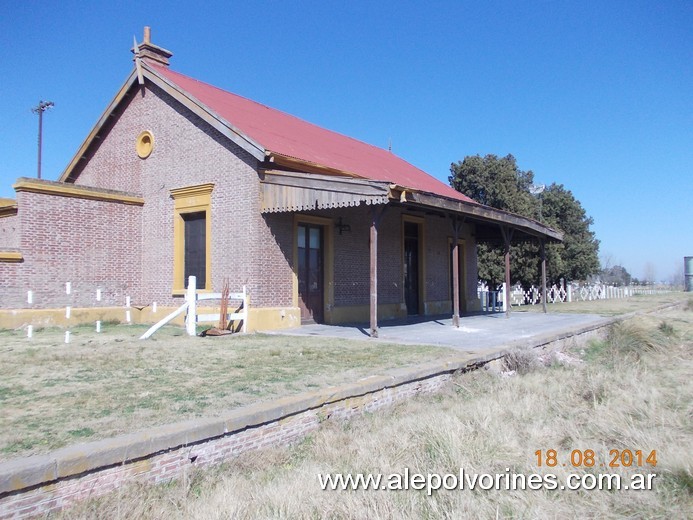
[1,0,691,281]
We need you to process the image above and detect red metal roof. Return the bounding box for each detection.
[150,64,476,204]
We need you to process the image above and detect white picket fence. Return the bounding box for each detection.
[141,276,248,339]
[477,281,671,311]
[478,284,506,313]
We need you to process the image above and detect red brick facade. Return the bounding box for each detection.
[1,190,142,309]
[0,78,479,320]
[0,214,18,249]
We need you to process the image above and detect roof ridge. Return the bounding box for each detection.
[152,65,420,161]
[147,63,475,205]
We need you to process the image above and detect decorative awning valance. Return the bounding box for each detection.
[260,171,389,213]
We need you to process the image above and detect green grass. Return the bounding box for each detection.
[0,324,451,460]
[57,305,693,519]
[515,292,688,316]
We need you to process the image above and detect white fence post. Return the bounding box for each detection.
[185,276,197,336]
[242,285,248,333]
[474,280,671,311]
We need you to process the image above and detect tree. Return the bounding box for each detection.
[601,265,632,286]
[449,154,600,286]
[449,154,539,286]
[539,183,600,282]
[449,154,537,217]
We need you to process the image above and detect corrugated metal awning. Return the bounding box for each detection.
[260,170,389,213]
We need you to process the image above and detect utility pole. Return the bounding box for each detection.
[32,100,54,179]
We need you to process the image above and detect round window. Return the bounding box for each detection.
[136,130,154,159]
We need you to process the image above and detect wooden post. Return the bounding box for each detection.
[540,239,547,313]
[500,226,513,318]
[451,216,460,328]
[369,208,379,338]
[186,276,197,336]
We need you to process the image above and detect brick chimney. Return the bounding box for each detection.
[132,26,173,67]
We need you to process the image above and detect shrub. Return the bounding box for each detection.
[606,322,669,359]
[502,347,540,375]
[658,321,675,337]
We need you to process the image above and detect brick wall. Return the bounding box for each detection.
[0,191,142,309]
[0,214,18,249]
[63,78,479,313]
[423,212,451,303]
[1,79,478,316]
[0,262,22,308]
[330,205,382,306]
[301,205,478,311]
[70,83,286,308]
[257,213,295,307]
[376,208,405,305]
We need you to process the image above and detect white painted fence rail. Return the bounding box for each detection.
[478,283,506,313]
[477,281,672,312]
[185,277,248,336]
[142,276,248,339]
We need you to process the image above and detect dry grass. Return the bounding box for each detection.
[502,347,541,375]
[516,292,688,316]
[0,324,451,460]
[59,306,693,519]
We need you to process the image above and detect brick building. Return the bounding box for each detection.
[0,29,561,333]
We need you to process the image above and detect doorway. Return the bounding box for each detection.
[182,212,206,288]
[297,223,324,323]
[403,221,421,315]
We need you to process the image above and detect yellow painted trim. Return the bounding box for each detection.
[0,305,303,333]
[171,184,214,293]
[0,306,154,330]
[0,251,22,262]
[292,214,334,322]
[401,214,426,314]
[170,183,215,203]
[269,153,364,180]
[0,198,18,218]
[13,179,144,206]
[136,130,155,159]
[248,307,301,332]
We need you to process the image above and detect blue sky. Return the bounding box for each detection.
[1,0,691,281]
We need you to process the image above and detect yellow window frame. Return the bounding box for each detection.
[170,183,214,294]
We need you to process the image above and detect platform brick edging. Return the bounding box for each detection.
[0,355,491,519]
[0,314,633,519]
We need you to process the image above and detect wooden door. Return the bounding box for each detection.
[297,224,324,323]
[183,212,206,288]
[403,222,420,315]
